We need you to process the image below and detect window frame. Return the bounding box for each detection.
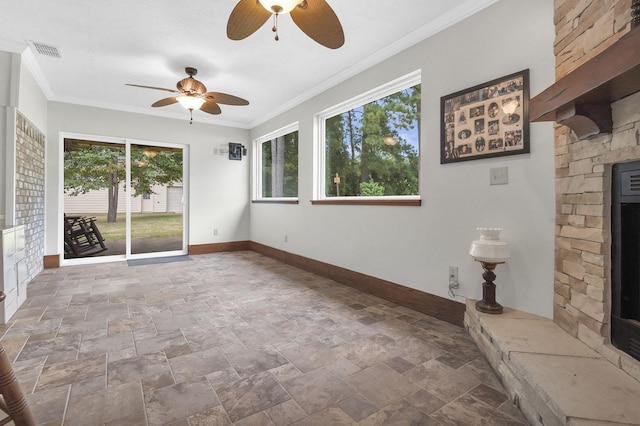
[253,122,300,204]
[313,70,422,205]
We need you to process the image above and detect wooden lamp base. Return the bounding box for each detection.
[475,260,504,314]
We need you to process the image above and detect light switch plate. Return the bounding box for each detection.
[490,166,508,185]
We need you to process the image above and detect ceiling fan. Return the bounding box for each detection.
[126,67,249,124]
[227,0,344,49]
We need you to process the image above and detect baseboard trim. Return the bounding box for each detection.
[43,255,60,269]
[44,241,251,266]
[188,241,250,255]
[248,241,465,327]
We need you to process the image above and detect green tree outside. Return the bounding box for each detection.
[325,84,421,197]
[261,131,298,197]
[359,180,385,196]
[64,141,183,222]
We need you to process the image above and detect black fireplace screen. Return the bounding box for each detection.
[612,161,640,361]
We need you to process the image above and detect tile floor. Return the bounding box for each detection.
[1,251,529,425]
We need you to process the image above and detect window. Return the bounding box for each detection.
[316,71,421,202]
[254,123,299,201]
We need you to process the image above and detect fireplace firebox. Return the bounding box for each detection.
[612,161,640,361]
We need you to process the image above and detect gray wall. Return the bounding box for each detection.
[250,0,557,317]
[0,51,16,224]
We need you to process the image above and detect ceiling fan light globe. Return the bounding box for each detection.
[177,95,206,110]
[259,0,300,14]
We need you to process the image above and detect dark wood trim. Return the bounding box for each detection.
[248,241,465,326]
[248,242,287,263]
[311,199,422,206]
[43,255,60,269]
[530,27,640,139]
[252,199,299,204]
[188,241,250,255]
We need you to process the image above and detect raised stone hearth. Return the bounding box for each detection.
[465,300,640,425]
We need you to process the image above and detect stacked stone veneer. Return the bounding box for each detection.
[554,0,640,380]
[15,112,45,283]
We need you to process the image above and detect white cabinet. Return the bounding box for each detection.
[1,225,27,323]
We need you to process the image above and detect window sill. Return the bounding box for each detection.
[311,198,421,206]
[252,199,299,204]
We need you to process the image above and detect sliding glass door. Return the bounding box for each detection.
[130,143,184,255]
[63,137,186,261]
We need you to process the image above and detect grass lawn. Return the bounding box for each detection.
[82,213,183,240]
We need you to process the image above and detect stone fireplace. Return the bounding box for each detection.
[465,3,640,424]
[550,0,640,380]
[611,160,640,360]
[555,94,640,377]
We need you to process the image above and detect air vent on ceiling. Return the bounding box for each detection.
[30,41,62,59]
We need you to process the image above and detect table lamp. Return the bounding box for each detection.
[469,228,510,314]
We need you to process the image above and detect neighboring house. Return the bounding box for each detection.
[64,183,183,214]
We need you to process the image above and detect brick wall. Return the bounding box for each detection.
[15,111,45,283]
[553,0,640,379]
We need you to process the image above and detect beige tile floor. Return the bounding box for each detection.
[1,251,529,425]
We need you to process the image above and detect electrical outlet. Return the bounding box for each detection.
[213,229,218,236]
[449,266,458,283]
[284,235,288,243]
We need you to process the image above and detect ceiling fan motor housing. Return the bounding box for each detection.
[177,78,206,95]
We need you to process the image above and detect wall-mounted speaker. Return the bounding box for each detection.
[229,142,245,161]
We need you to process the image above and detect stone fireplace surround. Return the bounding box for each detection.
[550,5,640,379]
[553,90,640,379]
[464,2,640,424]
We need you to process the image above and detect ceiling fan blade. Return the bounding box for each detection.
[151,97,178,107]
[227,0,272,40]
[126,84,180,93]
[291,0,344,49]
[204,92,249,106]
[200,100,222,115]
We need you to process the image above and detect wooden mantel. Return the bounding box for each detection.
[530,27,640,139]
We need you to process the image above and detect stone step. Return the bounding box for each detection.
[465,299,640,425]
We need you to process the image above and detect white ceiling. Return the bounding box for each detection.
[0,0,496,128]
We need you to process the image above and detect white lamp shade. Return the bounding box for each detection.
[469,227,510,262]
[177,95,205,110]
[259,0,301,14]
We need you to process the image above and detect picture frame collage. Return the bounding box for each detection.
[441,69,530,164]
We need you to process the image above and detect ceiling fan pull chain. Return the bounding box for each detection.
[272,13,280,41]
[189,109,194,125]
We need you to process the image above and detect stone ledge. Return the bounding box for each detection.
[465,299,640,426]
